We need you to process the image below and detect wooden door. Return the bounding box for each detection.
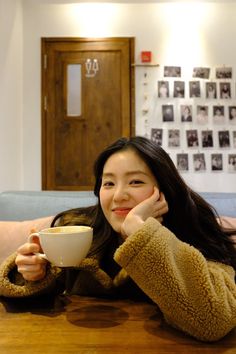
[41,38,135,190]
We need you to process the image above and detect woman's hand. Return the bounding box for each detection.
[15,233,48,281]
[121,187,168,238]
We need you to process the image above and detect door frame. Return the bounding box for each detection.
[41,37,135,190]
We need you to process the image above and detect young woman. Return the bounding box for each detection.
[0,136,236,342]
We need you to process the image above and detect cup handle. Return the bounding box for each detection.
[28,232,48,261]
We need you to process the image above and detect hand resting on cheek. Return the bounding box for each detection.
[121,187,169,238]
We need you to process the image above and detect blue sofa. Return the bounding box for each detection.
[0,190,235,221]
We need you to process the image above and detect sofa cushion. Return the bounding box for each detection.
[0,191,97,221]
[0,216,53,265]
[200,192,236,217]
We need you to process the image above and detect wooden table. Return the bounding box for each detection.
[0,294,235,353]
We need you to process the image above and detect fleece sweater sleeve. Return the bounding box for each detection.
[114,217,236,342]
[0,252,62,298]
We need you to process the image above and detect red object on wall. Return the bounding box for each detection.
[141,51,152,63]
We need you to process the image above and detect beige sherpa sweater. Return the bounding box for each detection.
[0,217,235,342]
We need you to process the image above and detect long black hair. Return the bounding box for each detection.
[52,136,236,269]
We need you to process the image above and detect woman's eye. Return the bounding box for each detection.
[102,181,114,187]
[130,180,144,185]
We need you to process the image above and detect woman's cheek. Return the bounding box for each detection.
[99,189,108,209]
[137,186,159,202]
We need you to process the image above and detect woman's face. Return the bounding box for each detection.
[99,149,159,233]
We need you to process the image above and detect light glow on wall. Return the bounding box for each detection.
[65,3,119,37]
[161,3,211,67]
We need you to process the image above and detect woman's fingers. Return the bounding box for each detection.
[16,241,47,281]
[156,192,169,212]
[17,263,46,281]
[16,254,47,281]
[17,242,41,255]
[152,192,169,221]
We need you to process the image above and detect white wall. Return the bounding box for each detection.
[0,0,23,191]
[1,1,236,192]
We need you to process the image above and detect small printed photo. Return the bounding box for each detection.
[228,154,236,172]
[177,153,189,171]
[151,128,163,146]
[211,154,223,171]
[196,105,208,124]
[220,82,231,99]
[173,81,185,98]
[168,129,180,147]
[233,131,236,148]
[189,81,201,98]
[180,105,192,122]
[201,130,213,148]
[216,67,232,79]
[186,129,199,147]
[229,106,236,124]
[192,67,210,79]
[162,105,174,122]
[213,105,225,124]
[218,130,230,148]
[206,82,217,99]
[158,81,169,98]
[164,66,181,77]
[193,153,206,172]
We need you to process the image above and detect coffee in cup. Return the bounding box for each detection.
[28,225,93,267]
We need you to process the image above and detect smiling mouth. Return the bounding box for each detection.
[112,208,132,216]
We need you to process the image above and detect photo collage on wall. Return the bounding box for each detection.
[150,65,236,173]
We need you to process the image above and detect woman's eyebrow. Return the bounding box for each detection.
[126,170,149,176]
[102,170,149,177]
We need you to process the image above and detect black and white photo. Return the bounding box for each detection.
[233,131,236,148]
[162,105,174,122]
[164,66,181,77]
[220,82,231,99]
[216,67,232,79]
[181,105,192,122]
[151,128,163,146]
[193,67,210,79]
[186,129,199,147]
[196,105,208,124]
[229,106,236,124]
[173,81,185,98]
[206,82,217,99]
[189,81,201,98]
[193,153,206,172]
[158,81,169,98]
[211,154,223,171]
[218,130,230,148]
[177,153,189,171]
[168,129,180,147]
[213,105,225,124]
[228,154,236,172]
[201,130,213,148]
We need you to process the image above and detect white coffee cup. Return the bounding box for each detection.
[28,225,93,267]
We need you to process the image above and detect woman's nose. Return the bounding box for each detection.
[113,186,129,201]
